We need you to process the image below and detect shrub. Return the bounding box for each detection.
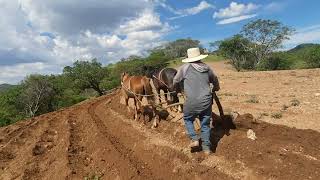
[271,112,282,119]
[305,46,320,68]
[290,99,300,106]
[282,104,289,111]
[0,86,25,126]
[257,53,292,70]
[217,35,255,71]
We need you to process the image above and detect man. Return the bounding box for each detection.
[173,47,220,155]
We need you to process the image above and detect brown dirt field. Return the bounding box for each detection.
[1,62,320,179]
[207,61,320,132]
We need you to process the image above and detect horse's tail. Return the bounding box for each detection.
[142,77,154,102]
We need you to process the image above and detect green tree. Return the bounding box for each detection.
[19,75,55,117]
[159,38,202,58]
[305,46,320,68]
[240,19,294,67]
[63,59,107,96]
[113,51,169,79]
[217,35,254,71]
[47,74,86,109]
[0,86,24,126]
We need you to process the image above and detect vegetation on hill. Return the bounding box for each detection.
[212,19,295,71]
[212,19,320,71]
[288,43,320,53]
[0,45,172,127]
[0,84,15,93]
[257,44,320,70]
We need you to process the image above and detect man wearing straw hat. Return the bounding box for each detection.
[173,47,220,155]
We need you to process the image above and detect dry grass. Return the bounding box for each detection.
[290,99,300,106]
[271,112,283,119]
[246,95,259,103]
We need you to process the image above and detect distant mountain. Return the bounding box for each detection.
[0,84,14,93]
[288,43,320,53]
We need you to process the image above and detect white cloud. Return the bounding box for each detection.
[20,0,151,35]
[284,25,320,47]
[213,2,258,18]
[213,2,258,25]
[184,1,214,15]
[118,9,170,34]
[161,1,214,20]
[217,14,257,25]
[152,0,178,15]
[51,36,93,63]
[0,62,57,84]
[0,0,172,84]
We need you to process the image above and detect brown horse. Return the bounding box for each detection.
[121,72,154,122]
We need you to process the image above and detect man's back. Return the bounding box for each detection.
[173,62,219,114]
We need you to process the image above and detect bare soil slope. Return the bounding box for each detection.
[1,63,320,179]
[207,61,320,132]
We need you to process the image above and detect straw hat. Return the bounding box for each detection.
[182,47,208,63]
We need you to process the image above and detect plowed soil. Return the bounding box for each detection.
[1,62,320,179]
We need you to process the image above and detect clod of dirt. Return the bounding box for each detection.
[233,113,259,130]
[32,144,46,156]
[22,166,40,180]
[246,129,257,140]
[0,150,15,161]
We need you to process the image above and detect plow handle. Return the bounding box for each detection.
[212,91,224,117]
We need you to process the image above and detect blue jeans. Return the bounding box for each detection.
[183,107,212,151]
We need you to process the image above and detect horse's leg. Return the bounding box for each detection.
[163,88,168,104]
[152,115,159,128]
[138,96,144,122]
[125,96,131,112]
[133,98,138,121]
[178,104,182,113]
[157,89,162,104]
[167,90,172,102]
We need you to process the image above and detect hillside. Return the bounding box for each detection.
[288,43,320,53]
[0,84,14,93]
[0,61,319,179]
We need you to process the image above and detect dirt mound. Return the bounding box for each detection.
[1,90,319,179]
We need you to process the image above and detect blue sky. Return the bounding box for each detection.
[0,0,320,84]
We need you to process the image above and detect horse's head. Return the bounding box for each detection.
[121,72,129,83]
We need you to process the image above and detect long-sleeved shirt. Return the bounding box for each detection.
[173,62,220,114]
